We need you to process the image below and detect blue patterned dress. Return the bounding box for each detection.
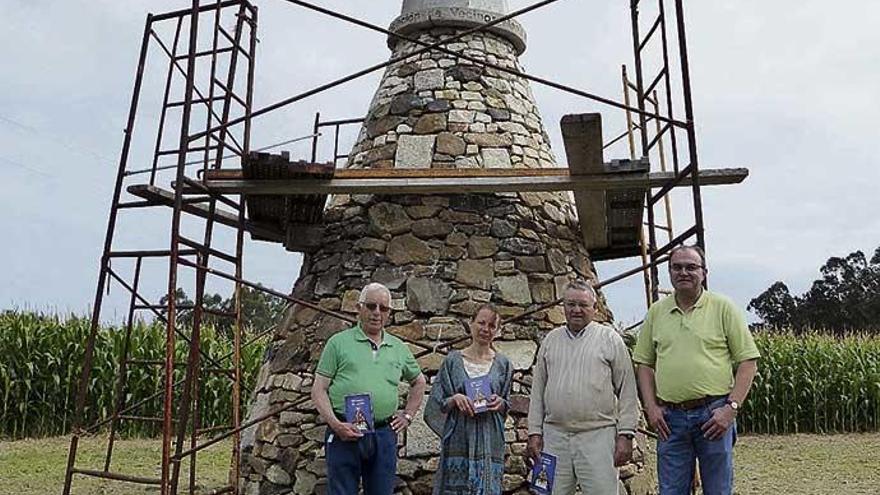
[424,351,513,495]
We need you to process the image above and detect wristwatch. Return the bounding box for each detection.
[402,411,414,423]
[725,399,740,413]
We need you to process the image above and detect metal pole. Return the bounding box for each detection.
[310,112,320,163]
[657,0,682,175]
[673,0,707,262]
[630,1,662,302]
[62,14,154,495]
[162,2,201,493]
[104,258,144,471]
[653,91,675,245]
[150,18,185,186]
[231,6,257,493]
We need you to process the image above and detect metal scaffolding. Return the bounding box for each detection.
[62,1,742,494]
[63,2,258,494]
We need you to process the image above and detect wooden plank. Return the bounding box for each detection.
[560,121,649,259]
[561,113,608,250]
[204,165,747,181]
[187,168,748,195]
[285,223,325,252]
[127,184,283,242]
[206,167,580,180]
[561,114,605,174]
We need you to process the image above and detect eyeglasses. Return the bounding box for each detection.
[362,302,391,313]
[670,263,704,273]
[563,301,593,309]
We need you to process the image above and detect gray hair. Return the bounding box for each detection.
[564,279,597,300]
[358,282,391,303]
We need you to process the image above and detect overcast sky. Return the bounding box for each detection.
[1,0,877,326]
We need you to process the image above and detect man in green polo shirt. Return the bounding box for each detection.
[311,282,427,495]
[633,245,759,495]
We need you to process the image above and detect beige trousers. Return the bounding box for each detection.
[543,424,619,495]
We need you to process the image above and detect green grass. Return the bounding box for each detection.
[3,434,880,494]
[733,434,880,494]
[638,433,880,495]
[0,436,232,495]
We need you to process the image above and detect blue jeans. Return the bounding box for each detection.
[657,397,736,495]
[325,425,398,495]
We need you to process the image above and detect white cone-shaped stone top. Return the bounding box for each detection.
[390,0,527,54]
[401,0,509,15]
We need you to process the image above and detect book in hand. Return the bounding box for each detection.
[530,452,557,495]
[464,374,492,413]
[344,393,374,433]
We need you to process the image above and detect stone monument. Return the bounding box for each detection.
[240,1,652,493]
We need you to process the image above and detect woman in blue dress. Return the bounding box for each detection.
[424,303,513,495]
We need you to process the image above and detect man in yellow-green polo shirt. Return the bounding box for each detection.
[311,282,427,495]
[633,245,759,495]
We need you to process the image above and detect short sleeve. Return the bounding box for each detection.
[315,337,339,379]
[722,298,761,363]
[399,344,422,383]
[632,308,657,366]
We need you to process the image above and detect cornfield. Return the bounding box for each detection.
[739,331,880,434]
[4,311,880,439]
[0,310,266,439]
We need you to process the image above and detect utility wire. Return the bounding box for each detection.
[122,131,321,177]
[0,155,53,179]
[0,114,114,162]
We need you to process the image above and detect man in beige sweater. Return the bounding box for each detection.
[527,280,640,494]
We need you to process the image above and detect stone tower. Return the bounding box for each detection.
[240,1,650,493]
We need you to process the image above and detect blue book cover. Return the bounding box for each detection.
[344,393,374,433]
[530,452,557,495]
[464,374,492,414]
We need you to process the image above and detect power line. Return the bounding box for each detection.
[122,132,321,177]
[0,155,53,179]
[0,114,114,162]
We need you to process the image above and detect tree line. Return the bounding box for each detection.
[159,285,288,336]
[748,245,880,335]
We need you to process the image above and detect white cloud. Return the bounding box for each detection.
[1,0,877,323]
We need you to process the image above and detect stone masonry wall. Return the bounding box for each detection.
[239,23,654,495]
[240,192,656,495]
[348,29,557,173]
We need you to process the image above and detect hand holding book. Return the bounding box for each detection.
[449,393,476,417]
[331,421,364,441]
[529,452,557,495]
[344,393,374,437]
[464,374,493,414]
[484,394,503,412]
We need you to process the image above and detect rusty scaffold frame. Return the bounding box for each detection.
[63,1,743,494]
[62,1,260,494]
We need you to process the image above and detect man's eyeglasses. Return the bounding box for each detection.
[362,302,391,313]
[670,263,704,273]
[563,301,593,309]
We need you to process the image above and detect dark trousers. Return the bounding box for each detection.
[325,425,398,495]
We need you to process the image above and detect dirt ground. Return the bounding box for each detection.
[1,433,879,494]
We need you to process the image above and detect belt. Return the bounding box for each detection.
[659,395,727,411]
[335,413,392,429]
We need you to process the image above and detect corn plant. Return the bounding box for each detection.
[0,310,266,439]
[739,330,880,434]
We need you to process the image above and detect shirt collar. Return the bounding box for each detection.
[354,323,389,347]
[669,289,708,313]
[565,322,591,339]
